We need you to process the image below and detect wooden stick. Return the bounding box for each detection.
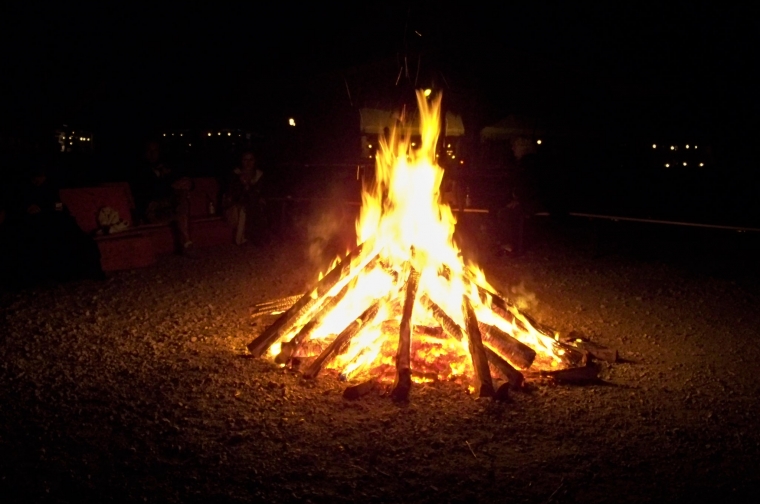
[391,267,420,402]
[275,256,380,364]
[478,323,536,370]
[301,301,381,379]
[484,346,524,389]
[247,244,372,357]
[250,294,301,318]
[463,297,495,398]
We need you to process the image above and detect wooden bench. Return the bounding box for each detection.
[59,178,232,272]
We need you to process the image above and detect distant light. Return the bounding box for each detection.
[451,154,456,159]
[288,118,296,127]
[670,146,675,150]
[189,143,192,147]
[652,144,657,149]
[683,162,687,166]
[368,144,372,149]
[665,163,670,168]
[180,133,183,137]
[207,132,211,137]
[163,133,166,136]
[227,132,231,136]
[685,144,689,149]
[447,144,451,148]
[460,160,464,164]
[411,142,416,147]
[536,139,542,145]
[694,145,698,149]
[423,89,432,97]
[435,154,439,158]
[699,162,704,167]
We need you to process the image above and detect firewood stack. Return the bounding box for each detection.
[246,244,616,402]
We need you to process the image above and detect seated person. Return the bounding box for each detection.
[222,150,265,245]
[131,140,194,254]
[2,165,103,287]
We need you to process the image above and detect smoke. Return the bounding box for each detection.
[305,203,355,271]
[509,281,538,312]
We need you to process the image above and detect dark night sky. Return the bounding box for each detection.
[1,1,757,137]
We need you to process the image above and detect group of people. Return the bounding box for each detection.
[133,140,267,252]
[0,139,268,289]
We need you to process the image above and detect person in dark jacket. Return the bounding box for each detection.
[131,140,194,254]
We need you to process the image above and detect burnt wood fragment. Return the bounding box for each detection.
[343,379,377,400]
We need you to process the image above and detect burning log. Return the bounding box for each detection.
[391,267,421,402]
[250,294,301,318]
[463,297,495,398]
[484,347,524,389]
[247,245,375,357]
[479,323,536,370]
[275,256,380,364]
[421,294,463,341]
[301,301,382,379]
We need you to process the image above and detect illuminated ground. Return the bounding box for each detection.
[2,218,760,503]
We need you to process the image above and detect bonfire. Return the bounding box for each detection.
[248,91,609,400]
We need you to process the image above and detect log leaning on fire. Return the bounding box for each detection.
[391,267,421,402]
[421,295,463,341]
[247,244,370,357]
[484,346,524,389]
[301,301,382,379]
[463,297,495,398]
[275,256,380,364]
[479,323,536,370]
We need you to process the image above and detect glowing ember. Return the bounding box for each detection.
[248,90,582,399]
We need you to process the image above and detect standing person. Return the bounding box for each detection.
[130,139,194,254]
[222,150,265,245]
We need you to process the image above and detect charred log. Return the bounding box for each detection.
[302,301,382,379]
[391,267,420,402]
[343,379,377,400]
[479,323,536,370]
[463,297,495,398]
[484,346,524,389]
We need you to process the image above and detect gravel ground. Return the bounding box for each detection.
[2,218,760,503]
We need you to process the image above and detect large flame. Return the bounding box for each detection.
[267,90,562,385]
